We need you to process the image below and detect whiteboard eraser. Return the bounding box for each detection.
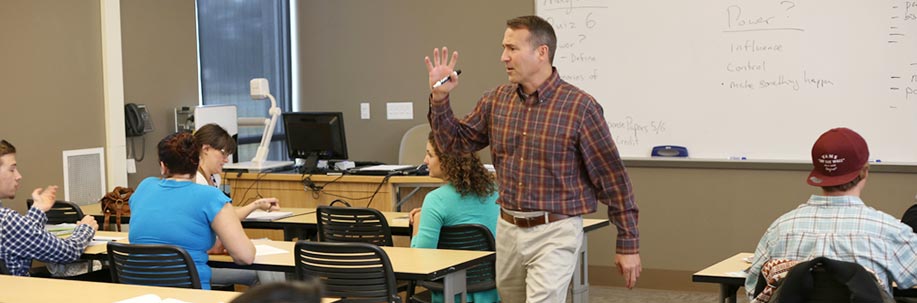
[651,145,688,157]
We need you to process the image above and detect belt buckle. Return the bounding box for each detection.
[511,212,548,226]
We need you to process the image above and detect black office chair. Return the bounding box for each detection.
[106,242,202,289]
[26,199,84,224]
[760,256,893,303]
[410,224,496,303]
[294,241,401,303]
[316,206,393,247]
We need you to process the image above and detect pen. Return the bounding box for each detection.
[432,70,462,88]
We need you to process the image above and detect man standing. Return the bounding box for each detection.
[0,139,98,276]
[425,15,640,302]
[745,128,917,298]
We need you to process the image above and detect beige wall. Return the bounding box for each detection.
[0,0,198,211]
[0,0,106,213]
[296,0,522,163]
[121,0,200,187]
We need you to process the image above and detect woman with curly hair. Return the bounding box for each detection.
[410,131,499,303]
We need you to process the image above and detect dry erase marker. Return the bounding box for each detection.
[432,70,462,88]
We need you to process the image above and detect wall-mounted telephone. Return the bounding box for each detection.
[125,103,153,137]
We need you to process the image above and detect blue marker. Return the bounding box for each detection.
[728,156,747,160]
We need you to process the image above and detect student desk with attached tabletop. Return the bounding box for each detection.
[692,252,752,303]
[0,274,241,302]
[82,232,493,303]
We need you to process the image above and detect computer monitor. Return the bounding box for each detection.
[282,112,348,172]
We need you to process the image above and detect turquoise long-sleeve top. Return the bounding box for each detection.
[411,183,500,303]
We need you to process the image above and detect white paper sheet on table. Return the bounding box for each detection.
[113,294,194,303]
[244,211,294,221]
[256,244,288,256]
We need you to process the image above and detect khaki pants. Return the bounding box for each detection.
[496,215,583,303]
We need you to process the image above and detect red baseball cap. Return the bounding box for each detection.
[806,128,869,187]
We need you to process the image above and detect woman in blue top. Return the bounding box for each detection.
[129,131,255,290]
[410,131,500,303]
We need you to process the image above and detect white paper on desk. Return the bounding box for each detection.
[355,165,414,171]
[113,294,193,303]
[245,210,294,221]
[256,244,288,256]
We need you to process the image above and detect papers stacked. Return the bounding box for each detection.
[45,223,77,237]
[244,210,294,221]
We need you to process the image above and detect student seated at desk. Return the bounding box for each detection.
[0,139,98,276]
[409,132,500,303]
[745,128,917,301]
[129,132,255,290]
[194,123,283,286]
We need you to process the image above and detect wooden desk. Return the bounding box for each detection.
[83,208,610,303]
[223,173,443,211]
[83,234,493,303]
[81,203,315,226]
[0,275,240,303]
[241,215,609,303]
[692,252,751,303]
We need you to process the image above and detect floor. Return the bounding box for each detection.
[575,286,751,303]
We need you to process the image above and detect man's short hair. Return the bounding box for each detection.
[507,15,557,64]
[0,140,15,166]
[821,171,865,193]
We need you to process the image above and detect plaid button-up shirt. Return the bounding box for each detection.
[0,206,94,276]
[745,195,917,297]
[429,69,639,254]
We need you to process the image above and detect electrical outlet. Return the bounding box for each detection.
[361,103,370,119]
[126,158,137,174]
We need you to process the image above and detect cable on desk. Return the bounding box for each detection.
[298,174,392,207]
[238,171,270,206]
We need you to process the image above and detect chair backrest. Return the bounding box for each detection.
[398,124,431,165]
[26,199,85,225]
[418,224,496,293]
[106,242,202,289]
[769,256,892,303]
[294,241,400,303]
[316,206,393,246]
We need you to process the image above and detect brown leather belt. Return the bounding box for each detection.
[500,209,572,228]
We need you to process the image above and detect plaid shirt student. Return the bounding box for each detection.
[429,69,639,253]
[0,206,94,276]
[745,195,917,297]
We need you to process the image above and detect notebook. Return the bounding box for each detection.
[348,164,417,176]
[244,210,295,221]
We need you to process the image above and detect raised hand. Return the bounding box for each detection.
[424,47,460,101]
[31,185,58,212]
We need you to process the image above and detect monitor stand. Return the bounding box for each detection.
[299,153,322,174]
[223,160,294,172]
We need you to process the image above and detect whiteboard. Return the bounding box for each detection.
[536,0,917,163]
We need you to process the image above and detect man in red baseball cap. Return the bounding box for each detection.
[744,128,917,300]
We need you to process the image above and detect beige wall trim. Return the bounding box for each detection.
[100,0,128,188]
[589,266,719,293]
